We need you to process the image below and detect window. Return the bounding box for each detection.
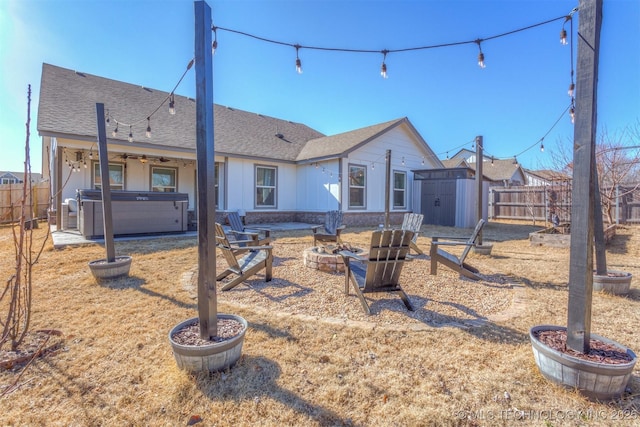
[1,178,18,184]
[93,163,124,190]
[255,166,276,208]
[215,162,220,208]
[348,164,366,208]
[393,171,407,209]
[152,167,177,192]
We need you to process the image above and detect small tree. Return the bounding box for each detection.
[0,85,49,351]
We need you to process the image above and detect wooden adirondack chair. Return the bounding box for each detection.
[401,212,424,255]
[215,222,273,291]
[429,219,486,280]
[339,229,415,315]
[227,211,271,245]
[311,210,346,247]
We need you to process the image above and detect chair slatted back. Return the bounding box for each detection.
[215,222,241,271]
[227,212,245,233]
[324,210,343,235]
[363,229,413,291]
[401,213,424,243]
[459,219,486,264]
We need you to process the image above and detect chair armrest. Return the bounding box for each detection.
[338,250,366,262]
[249,227,271,237]
[432,236,468,242]
[311,225,323,232]
[228,244,273,253]
[232,230,259,237]
[431,241,474,247]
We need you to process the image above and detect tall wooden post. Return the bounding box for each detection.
[95,103,116,263]
[195,0,217,339]
[384,149,391,228]
[475,136,483,244]
[567,0,602,353]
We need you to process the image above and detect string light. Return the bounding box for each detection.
[401,156,405,166]
[475,40,486,69]
[106,110,110,126]
[560,28,567,45]
[380,50,388,79]
[212,26,218,54]
[295,44,302,74]
[540,139,545,152]
[112,122,118,138]
[570,104,575,123]
[128,125,134,143]
[146,117,152,138]
[169,93,176,115]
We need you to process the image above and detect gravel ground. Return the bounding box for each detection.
[182,237,517,330]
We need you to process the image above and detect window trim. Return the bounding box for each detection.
[92,161,125,190]
[392,170,407,209]
[254,164,277,209]
[150,166,178,192]
[348,163,367,209]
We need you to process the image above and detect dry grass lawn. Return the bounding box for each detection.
[1,221,639,426]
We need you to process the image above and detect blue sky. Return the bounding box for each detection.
[1,0,638,173]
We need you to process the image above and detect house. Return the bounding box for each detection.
[0,171,43,185]
[38,63,442,234]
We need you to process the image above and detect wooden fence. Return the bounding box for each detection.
[489,184,640,225]
[0,182,50,224]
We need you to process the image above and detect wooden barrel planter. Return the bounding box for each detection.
[88,256,132,282]
[593,270,632,296]
[530,325,637,400]
[169,314,247,374]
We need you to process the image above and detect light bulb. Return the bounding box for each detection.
[568,83,575,97]
[146,118,152,138]
[477,52,486,69]
[381,62,387,79]
[540,143,545,152]
[112,124,118,138]
[570,107,575,123]
[560,29,567,45]
[128,125,133,143]
[169,94,176,115]
[296,58,302,74]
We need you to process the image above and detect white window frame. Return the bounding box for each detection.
[151,166,178,192]
[255,165,277,208]
[93,162,124,190]
[348,164,367,209]
[393,170,407,209]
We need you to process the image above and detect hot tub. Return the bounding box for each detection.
[77,190,189,238]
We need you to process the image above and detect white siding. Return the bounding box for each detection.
[296,160,341,211]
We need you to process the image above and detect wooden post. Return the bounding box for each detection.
[567,0,602,353]
[384,149,391,228]
[475,136,483,244]
[195,0,217,339]
[95,103,116,263]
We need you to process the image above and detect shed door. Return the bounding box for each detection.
[421,180,456,226]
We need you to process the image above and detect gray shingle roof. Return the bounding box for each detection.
[37,63,325,161]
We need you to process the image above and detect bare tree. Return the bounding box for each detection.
[546,122,640,224]
[1,85,50,351]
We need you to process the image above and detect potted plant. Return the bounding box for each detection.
[168,1,247,375]
[529,0,636,401]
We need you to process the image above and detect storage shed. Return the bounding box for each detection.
[413,167,488,228]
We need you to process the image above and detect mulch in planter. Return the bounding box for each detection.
[534,329,634,364]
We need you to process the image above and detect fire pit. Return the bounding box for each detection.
[303,244,363,273]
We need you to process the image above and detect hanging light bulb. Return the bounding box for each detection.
[371,163,375,170]
[128,125,133,143]
[89,149,93,159]
[146,117,152,138]
[570,106,575,123]
[112,122,119,138]
[169,93,176,115]
[540,142,545,152]
[401,156,405,166]
[106,110,110,126]
[380,50,388,79]
[476,40,486,69]
[212,26,218,54]
[491,156,495,166]
[513,156,518,166]
[295,44,302,74]
[139,155,148,164]
[560,28,568,45]
[568,82,575,97]
[83,159,87,168]
[421,157,425,166]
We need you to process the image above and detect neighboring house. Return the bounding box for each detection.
[0,171,43,185]
[38,63,443,231]
[524,169,572,186]
[446,148,527,187]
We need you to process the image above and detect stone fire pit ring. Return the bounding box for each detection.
[303,245,363,273]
